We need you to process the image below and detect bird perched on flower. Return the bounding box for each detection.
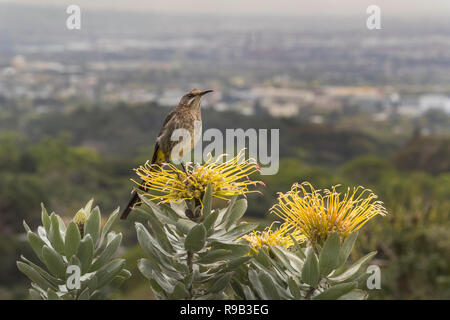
[120,88,213,220]
[132,151,262,207]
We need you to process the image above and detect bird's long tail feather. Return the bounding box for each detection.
[120,190,141,220]
[121,143,161,220]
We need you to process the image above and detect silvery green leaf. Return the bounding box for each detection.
[270,246,298,274]
[242,285,257,300]
[106,231,117,245]
[68,255,82,269]
[252,247,273,268]
[197,249,231,264]
[337,231,359,267]
[290,234,306,259]
[248,269,268,299]
[17,261,56,291]
[83,198,94,214]
[203,210,219,233]
[97,207,119,250]
[85,274,98,293]
[41,203,51,234]
[48,214,65,254]
[319,232,340,276]
[85,206,101,246]
[216,196,237,227]
[149,278,167,298]
[56,215,66,234]
[136,207,174,254]
[151,269,176,293]
[170,201,189,218]
[202,184,213,218]
[328,251,377,283]
[211,242,250,258]
[338,289,368,300]
[27,231,46,261]
[230,279,245,298]
[176,219,197,235]
[23,220,31,233]
[301,247,320,287]
[137,258,157,279]
[141,196,180,223]
[226,256,251,270]
[20,255,64,286]
[89,233,122,271]
[96,258,125,288]
[218,222,259,241]
[77,234,94,274]
[184,224,206,252]
[313,282,356,300]
[135,223,173,269]
[37,226,50,245]
[224,199,247,230]
[172,282,190,299]
[209,273,232,293]
[259,271,281,299]
[42,245,66,279]
[282,250,305,273]
[65,222,81,259]
[288,277,302,299]
[119,269,132,279]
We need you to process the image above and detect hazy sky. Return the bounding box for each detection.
[1,0,450,17]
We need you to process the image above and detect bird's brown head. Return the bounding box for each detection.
[179,88,213,109]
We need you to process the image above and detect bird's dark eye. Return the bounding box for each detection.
[187,94,194,98]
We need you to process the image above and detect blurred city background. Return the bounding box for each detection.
[0,0,449,299]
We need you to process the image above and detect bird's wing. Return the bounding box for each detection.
[157,108,178,138]
[150,142,161,164]
[151,108,179,163]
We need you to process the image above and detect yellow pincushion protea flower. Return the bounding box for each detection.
[240,222,306,252]
[133,151,263,205]
[271,182,387,245]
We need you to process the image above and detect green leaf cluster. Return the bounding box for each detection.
[233,232,375,300]
[17,199,130,300]
[135,185,255,300]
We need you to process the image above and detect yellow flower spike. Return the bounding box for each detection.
[240,222,306,252]
[133,150,263,205]
[271,181,387,245]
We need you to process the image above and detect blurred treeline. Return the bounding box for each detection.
[0,101,449,299]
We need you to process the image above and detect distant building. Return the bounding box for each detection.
[419,94,450,114]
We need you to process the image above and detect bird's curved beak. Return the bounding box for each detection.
[200,89,214,96]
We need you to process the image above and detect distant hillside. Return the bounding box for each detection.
[17,102,397,167]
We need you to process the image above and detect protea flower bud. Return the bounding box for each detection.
[73,209,88,237]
